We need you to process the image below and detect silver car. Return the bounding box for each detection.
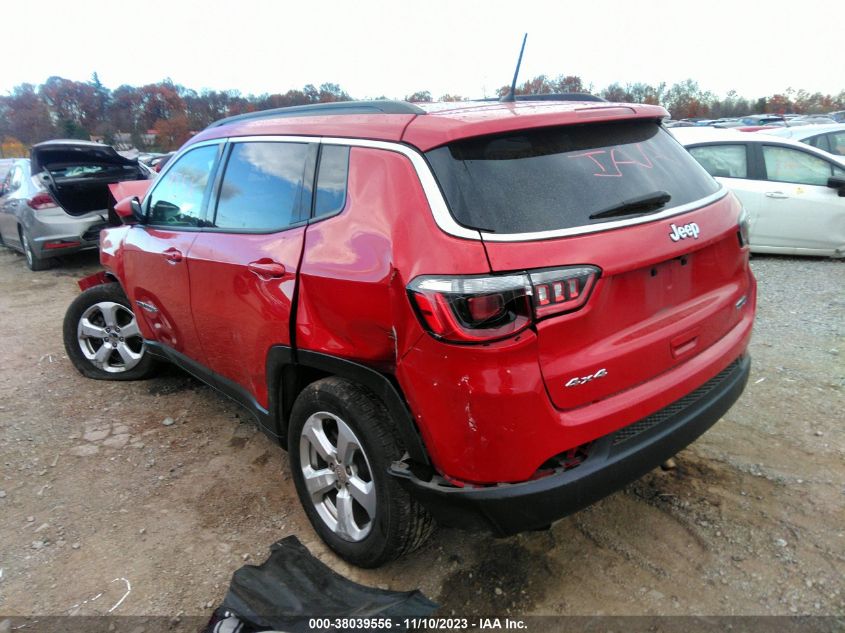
[0,141,152,270]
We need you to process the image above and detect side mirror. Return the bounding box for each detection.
[827,177,845,197]
[114,196,144,224]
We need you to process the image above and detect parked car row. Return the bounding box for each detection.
[137,151,175,172]
[0,140,153,270]
[666,111,845,129]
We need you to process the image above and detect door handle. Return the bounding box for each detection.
[163,247,183,264]
[248,259,286,279]
[765,191,788,199]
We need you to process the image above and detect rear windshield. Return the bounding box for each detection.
[425,120,720,234]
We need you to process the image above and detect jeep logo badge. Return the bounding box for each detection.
[669,222,700,242]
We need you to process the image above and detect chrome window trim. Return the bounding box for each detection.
[169,135,729,242]
[227,135,315,144]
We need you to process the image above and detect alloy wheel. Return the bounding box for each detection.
[76,301,145,373]
[299,411,376,542]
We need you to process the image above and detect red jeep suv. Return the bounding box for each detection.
[63,99,756,567]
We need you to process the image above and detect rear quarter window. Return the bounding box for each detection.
[314,145,350,218]
[425,120,720,234]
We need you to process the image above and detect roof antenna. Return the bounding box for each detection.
[500,33,528,103]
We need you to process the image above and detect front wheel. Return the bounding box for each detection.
[63,282,158,380]
[288,377,434,567]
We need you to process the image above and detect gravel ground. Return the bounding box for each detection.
[0,248,842,622]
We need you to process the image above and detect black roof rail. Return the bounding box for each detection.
[478,93,607,103]
[206,100,427,129]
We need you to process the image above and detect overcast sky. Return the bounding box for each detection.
[3,0,841,100]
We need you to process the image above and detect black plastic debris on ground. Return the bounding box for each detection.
[203,536,438,633]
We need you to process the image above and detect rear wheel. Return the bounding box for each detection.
[288,377,434,567]
[20,228,50,271]
[63,283,157,380]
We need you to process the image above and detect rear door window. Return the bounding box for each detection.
[688,144,748,178]
[212,141,311,232]
[425,120,719,234]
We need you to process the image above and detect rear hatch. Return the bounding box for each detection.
[31,141,150,216]
[426,118,752,410]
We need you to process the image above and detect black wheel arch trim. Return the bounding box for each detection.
[274,348,434,481]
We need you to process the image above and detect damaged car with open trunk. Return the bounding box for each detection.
[0,140,153,270]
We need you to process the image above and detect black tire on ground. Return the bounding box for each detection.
[62,282,158,381]
[20,228,51,271]
[288,377,434,568]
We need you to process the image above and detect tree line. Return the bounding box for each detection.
[1,73,843,156]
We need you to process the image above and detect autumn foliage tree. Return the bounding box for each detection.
[1,137,27,158]
[496,74,589,97]
[153,115,192,151]
[405,90,432,103]
[0,74,843,152]
[1,84,56,145]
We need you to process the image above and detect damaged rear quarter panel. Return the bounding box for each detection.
[395,330,554,483]
[295,146,489,370]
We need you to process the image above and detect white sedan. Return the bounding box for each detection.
[672,127,845,258]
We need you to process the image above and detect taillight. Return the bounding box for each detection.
[27,193,58,211]
[408,274,533,343]
[528,266,599,319]
[408,265,600,343]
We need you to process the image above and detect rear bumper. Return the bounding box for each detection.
[31,222,105,259]
[27,208,106,258]
[33,237,99,259]
[391,354,750,536]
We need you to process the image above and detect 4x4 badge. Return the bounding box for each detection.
[669,222,700,242]
[565,368,608,388]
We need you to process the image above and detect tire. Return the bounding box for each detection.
[20,228,51,271]
[288,377,434,567]
[63,282,158,381]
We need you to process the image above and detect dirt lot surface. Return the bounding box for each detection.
[0,247,842,621]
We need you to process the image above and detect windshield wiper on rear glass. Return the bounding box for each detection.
[589,190,672,221]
